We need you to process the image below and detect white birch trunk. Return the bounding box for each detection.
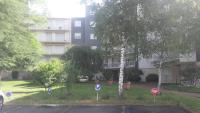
[158,61,162,90]
[118,43,125,97]
[0,71,2,81]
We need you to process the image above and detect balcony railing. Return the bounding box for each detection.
[104,61,135,69]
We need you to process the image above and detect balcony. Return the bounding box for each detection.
[104,61,135,69]
[30,25,71,31]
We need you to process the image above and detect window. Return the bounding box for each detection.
[74,33,81,39]
[46,32,52,41]
[91,46,97,50]
[43,46,51,54]
[90,21,96,27]
[56,20,64,29]
[74,20,81,27]
[89,10,95,15]
[197,50,200,61]
[90,33,97,40]
[53,46,65,54]
[55,33,65,41]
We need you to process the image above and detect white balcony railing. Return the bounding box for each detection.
[104,61,135,69]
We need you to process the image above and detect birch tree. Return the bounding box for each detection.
[94,0,155,97]
[148,0,200,90]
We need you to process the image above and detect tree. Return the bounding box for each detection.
[94,0,143,97]
[0,0,43,74]
[62,46,103,80]
[32,59,64,90]
[62,61,80,93]
[147,0,200,90]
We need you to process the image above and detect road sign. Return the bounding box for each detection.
[95,84,102,102]
[48,87,52,95]
[151,88,159,96]
[6,91,12,97]
[151,88,160,103]
[95,84,101,91]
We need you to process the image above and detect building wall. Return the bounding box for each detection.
[71,18,86,45]
[71,6,100,49]
[84,6,100,48]
[31,18,71,59]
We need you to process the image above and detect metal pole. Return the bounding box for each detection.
[154,96,156,104]
[97,92,99,102]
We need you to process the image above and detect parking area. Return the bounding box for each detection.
[1,105,191,113]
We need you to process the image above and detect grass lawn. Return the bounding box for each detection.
[163,84,200,93]
[0,81,200,113]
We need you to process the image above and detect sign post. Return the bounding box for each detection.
[151,88,160,104]
[48,87,52,95]
[95,84,101,102]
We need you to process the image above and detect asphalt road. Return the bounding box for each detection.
[1,105,191,113]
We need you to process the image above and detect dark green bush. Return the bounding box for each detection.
[12,71,19,79]
[146,74,158,82]
[124,68,143,82]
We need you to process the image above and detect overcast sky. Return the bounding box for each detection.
[47,0,85,18]
[45,0,102,18]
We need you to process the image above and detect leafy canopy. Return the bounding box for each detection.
[33,58,64,89]
[0,0,43,71]
[63,46,103,77]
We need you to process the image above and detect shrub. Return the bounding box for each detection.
[11,71,19,79]
[32,58,64,90]
[62,46,103,81]
[146,74,158,82]
[124,68,143,82]
[102,69,114,81]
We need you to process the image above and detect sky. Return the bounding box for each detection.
[46,0,102,18]
[47,0,86,18]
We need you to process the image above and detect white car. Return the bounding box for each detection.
[0,90,4,110]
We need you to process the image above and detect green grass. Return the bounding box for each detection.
[0,81,200,113]
[163,84,200,93]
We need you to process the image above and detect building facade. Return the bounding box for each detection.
[71,6,100,50]
[31,18,71,60]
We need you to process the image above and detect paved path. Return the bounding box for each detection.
[1,105,190,113]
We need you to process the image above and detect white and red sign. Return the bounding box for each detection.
[151,88,160,96]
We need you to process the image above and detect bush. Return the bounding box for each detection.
[11,71,19,79]
[32,58,64,90]
[102,69,114,81]
[62,46,103,81]
[146,74,158,82]
[124,68,143,82]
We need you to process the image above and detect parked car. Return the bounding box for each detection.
[0,90,4,110]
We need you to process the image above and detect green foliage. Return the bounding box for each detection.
[124,68,143,82]
[103,69,115,81]
[63,46,103,80]
[11,71,19,80]
[146,74,159,82]
[181,65,200,87]
[0,0,43,71]
[32,59,64,89]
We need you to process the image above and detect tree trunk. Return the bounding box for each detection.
[118,43,126,97]
[158,61,162,90]
[0,71,2,80]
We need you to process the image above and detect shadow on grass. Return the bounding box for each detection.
[4,83,200,113]
[13,81,42,88]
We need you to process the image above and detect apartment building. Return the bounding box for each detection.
[71,6,100,49]
[31,18,71,60]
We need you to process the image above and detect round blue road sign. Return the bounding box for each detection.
[95,84,101,91]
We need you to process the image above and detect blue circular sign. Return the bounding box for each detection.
[95,84,101,91]
[48,87,52,95]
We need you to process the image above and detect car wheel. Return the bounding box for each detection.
[0,96,3,110]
